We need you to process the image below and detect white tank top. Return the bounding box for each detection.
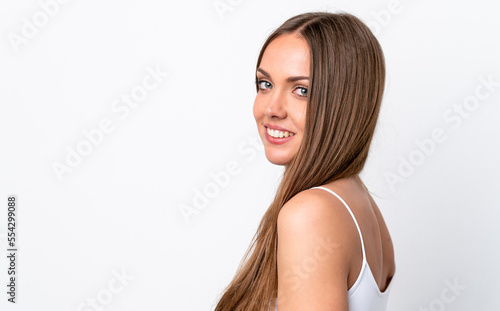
[272,186,394,310]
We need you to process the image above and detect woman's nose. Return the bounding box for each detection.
[263,91,287,119]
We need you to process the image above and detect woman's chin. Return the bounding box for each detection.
[264,150,293,166]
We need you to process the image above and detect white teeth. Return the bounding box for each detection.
[267,127,294,138]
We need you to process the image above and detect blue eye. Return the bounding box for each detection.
[294,86,308,97]
[257,80,272,90]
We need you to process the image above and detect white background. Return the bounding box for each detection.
[1,0,499,310]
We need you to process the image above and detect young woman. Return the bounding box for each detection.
[215,12,395,311]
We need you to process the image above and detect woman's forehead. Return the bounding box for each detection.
[258,34,310,79]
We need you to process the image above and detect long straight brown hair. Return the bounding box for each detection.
[215,11,385,311]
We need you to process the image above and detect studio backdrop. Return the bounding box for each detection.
[0,0,499,310]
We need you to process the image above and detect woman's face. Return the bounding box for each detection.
[253,33,310,166]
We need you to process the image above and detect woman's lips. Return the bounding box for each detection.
[264,125,295,145]
[264,123,294,134]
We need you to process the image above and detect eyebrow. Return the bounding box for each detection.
[256,68,309,83]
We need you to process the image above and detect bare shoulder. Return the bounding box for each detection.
[276,188,358,310]
[277,187,359,260]
[277,187,354,235]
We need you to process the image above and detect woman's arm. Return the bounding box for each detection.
[276,188,357,310]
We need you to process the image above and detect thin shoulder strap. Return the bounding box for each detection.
[311,186,366,262]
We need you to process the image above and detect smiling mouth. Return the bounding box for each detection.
[266,126,295,138]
